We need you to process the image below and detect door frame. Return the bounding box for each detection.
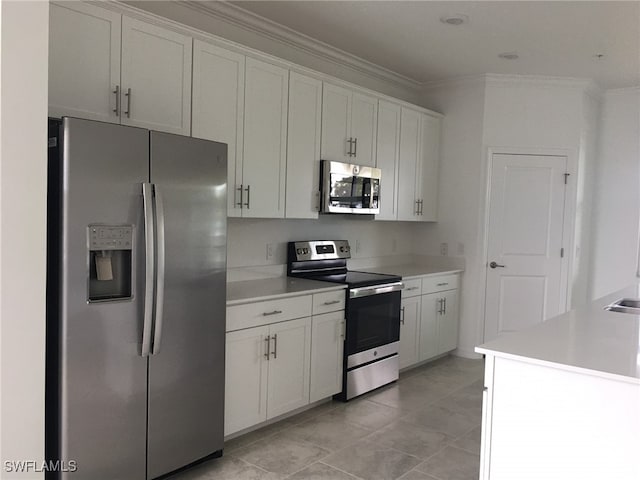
[477,146,578,343]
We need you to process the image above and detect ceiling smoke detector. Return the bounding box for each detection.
[440,14,468,26]
[498,52,519,60]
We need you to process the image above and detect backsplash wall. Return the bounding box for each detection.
[227,216,416,268]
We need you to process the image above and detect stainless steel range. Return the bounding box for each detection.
[287,240,403,401]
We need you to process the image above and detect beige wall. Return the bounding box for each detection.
[0,1,49,477]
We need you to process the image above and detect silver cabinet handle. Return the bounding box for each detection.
[244,185,250,209]
[346,137,354,157]
[271,334,278,359]
[437,298,444,315]
[263,310,283,316]
[415,200,420,215]
[236,184,243,208]
[353,137,357,157]
[489,261,506,269]
[113,85,120,116]
[443,297,447,315]
[400,306,405,325]
[340,320,345,339]
[323,300,341,306]
[124,88,131,118]
[417,199,424,215]
[406,286,419,291]
[264,335,271,360]
[151,185,165,355]
[141,183,155,357]
[436,282,449,287]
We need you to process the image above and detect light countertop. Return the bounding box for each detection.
[227,277,346,306]
[360,264,463,280]
[476,285,640,383]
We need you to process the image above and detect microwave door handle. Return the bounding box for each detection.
[141,183,155,357]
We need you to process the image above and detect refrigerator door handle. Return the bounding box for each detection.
[142,182,155,357]
[151,185,166,355]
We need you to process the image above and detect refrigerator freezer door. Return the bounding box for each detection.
[58,118,149,479]
[147,132,228,478]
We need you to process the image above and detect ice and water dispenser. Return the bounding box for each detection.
[88,225,133,302]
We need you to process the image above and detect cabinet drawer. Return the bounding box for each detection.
[312,290,346,315]
[402,279,422,298]
[422,274,458,294]
[227,295,312,332]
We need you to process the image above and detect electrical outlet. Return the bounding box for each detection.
[266,243,274,261]
[355,239,362,254]
[440,242,448,256]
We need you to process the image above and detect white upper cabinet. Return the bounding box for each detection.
[350,93,378,166]
[321,83,352,163]
[420,114,441,221]
[121,17,192,135]
[375,100,401,220]
[286,72,323,219]
[241,58,289,218]
[321,82,378,166]
[192,40,245,217]
[49,2,121,123]
[397,107,422,221]
[49,3,192,135]
[397,108,442,222]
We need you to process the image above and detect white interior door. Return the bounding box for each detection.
[484,153,568,341]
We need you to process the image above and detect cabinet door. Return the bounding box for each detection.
[310,312,344,402]
[49,2,121,123]
[397,107,421,221]
[350,92,378,167]
[375,100,401,220]
[225,326,269,436]
[286,72,322,219]
[419,292,440,361]
[438,290,459,354]
[192,40,245,217]
[420,114,441,221]
[267,317,311,419]
[399,296,420,369]
[121,17,192,135]
[321,82,352,163]
[242,58,288,218]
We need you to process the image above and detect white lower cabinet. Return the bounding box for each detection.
[398,274,461,369]
[419,292,442,361]
[266,317,312,419]
[399,296,420,369]
[225,291,345,436]
[310,311,344,402]
[224,325,269,435]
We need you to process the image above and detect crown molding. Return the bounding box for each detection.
[179,0,422,91]
[604,86,640,96]
[422,74,489,91]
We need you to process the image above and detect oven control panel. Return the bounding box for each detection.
[289,240,351,261]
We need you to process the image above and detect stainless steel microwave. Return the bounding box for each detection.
[320,160,381,214]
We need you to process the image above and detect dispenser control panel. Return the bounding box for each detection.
[89,225,133,251]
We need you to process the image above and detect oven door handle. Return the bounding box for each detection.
[349,282,404,299]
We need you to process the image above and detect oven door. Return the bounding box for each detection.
[345,287,401,360]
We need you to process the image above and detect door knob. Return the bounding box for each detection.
[489,261,505,269]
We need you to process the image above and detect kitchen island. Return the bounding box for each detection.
[476,285,640,480]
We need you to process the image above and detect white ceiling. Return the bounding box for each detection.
[225,1,640,89]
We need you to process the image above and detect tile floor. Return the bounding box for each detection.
[170,355,484,480]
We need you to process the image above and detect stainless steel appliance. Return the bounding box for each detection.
[46,117,227,479]
[320,160,381,214]
[287,240,402,400]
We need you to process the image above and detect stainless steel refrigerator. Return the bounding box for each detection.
[46,117,227,479]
